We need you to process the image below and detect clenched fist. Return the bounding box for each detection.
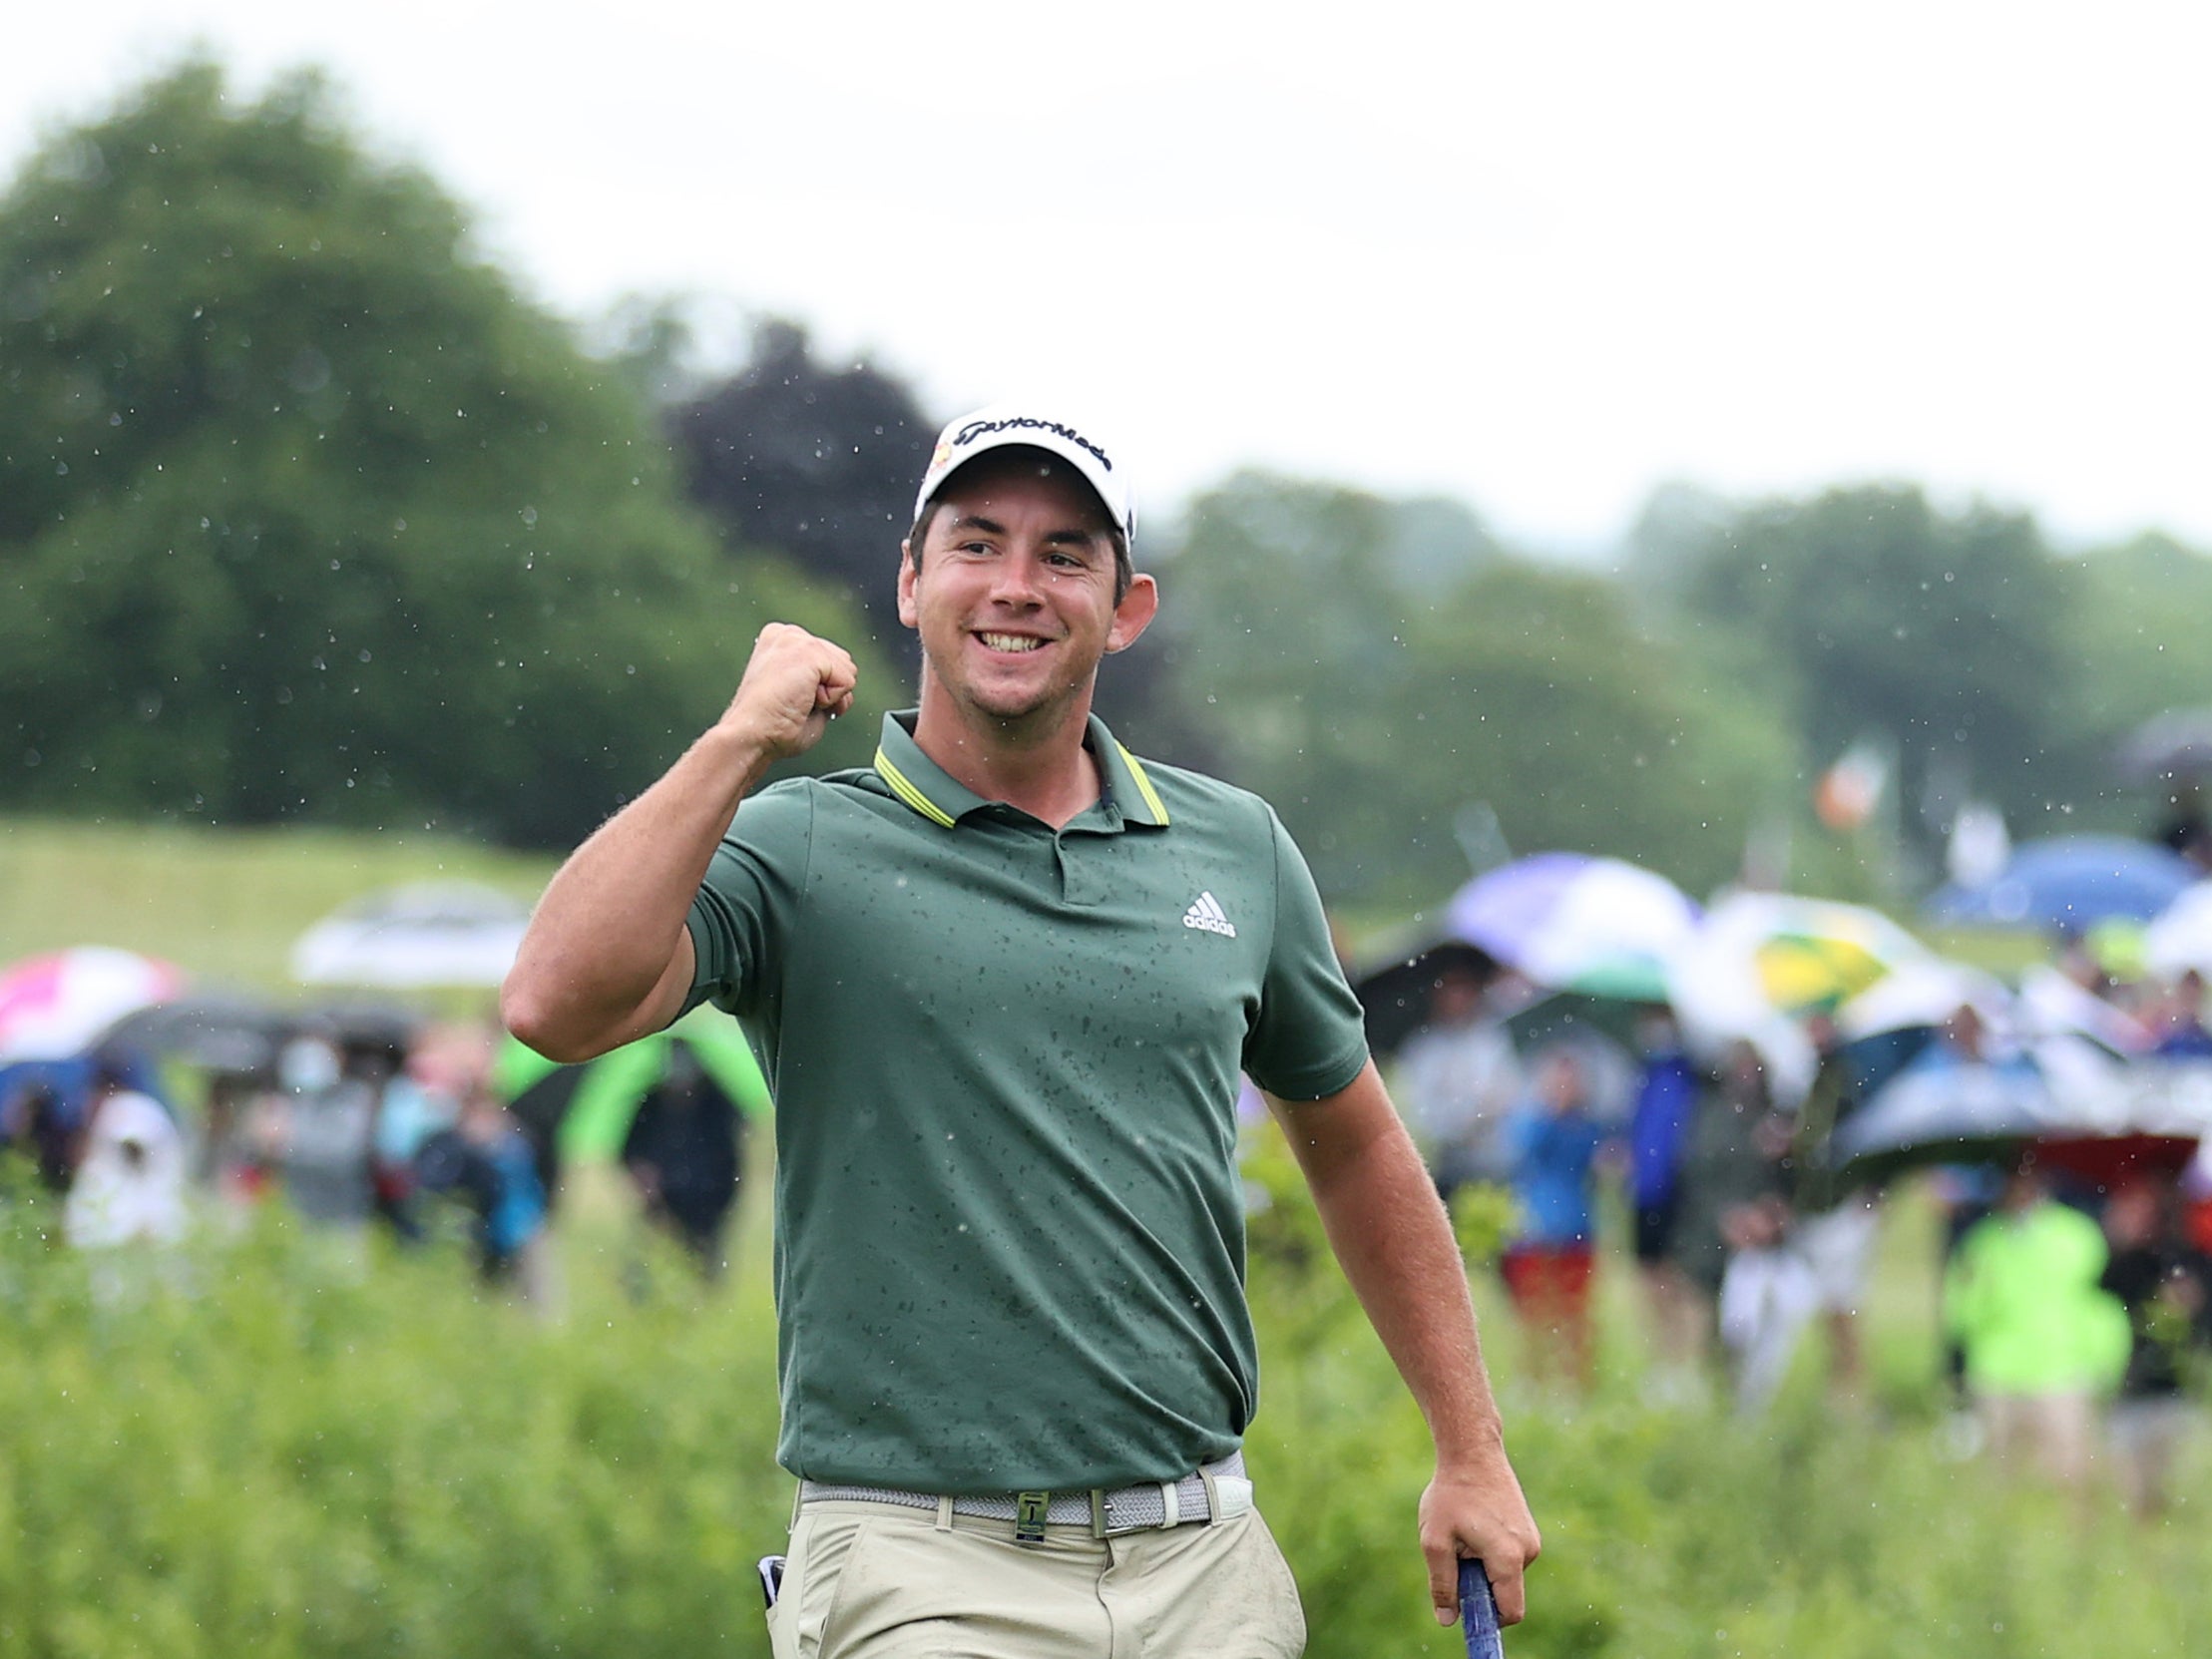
[720,622,859,762]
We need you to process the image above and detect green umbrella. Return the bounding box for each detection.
[497,1009,770,1165]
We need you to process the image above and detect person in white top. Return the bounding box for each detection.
[64,1063,189,1249]
[1395,958,1525,1206]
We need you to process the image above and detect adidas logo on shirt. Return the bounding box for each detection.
[1182,891,1238,938]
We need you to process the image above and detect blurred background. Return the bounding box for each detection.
[6,7,2212,1656]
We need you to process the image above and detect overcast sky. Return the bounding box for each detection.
[10,2,2210,555]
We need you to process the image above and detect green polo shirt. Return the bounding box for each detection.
[683,710,1369,1491]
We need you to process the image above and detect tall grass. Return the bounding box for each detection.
[6,1156,2210,1658]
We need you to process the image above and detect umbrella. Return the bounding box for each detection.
[2029,1133,2200,1189]
[1827,1050,2069,1186]
[0,947,187,1064]
[1923,835,2197,931]
[97,993,287,1074]
[1673,892,1931,1019]
[1443,853,1699,1003]
[1828,1038,2212,1187]
[291,882,531,989]
[1350,941,1504,1061]
[2145,882,2212,980]
[1833,958,2012,1041]
[2013,964,2152,1054]
[2117,707,2212,784]
[1666,891,1935,1101]
[498,1010,770,1169]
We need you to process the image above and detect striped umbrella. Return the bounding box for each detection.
[0,947,188,1064]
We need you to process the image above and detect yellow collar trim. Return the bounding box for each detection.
[871,748,958,829]
[1115,742,1171,826]
[872,738,1168,829]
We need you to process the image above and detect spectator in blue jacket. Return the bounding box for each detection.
[1626,1010,1704,1396]
[1501,1047,1610,1394]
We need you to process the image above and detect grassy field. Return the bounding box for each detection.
[5,816,2210,1655]
[0,815,556,994]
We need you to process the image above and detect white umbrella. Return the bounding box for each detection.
[291,882,530,990]
[2014,965,2152,1055]
[1834,959,2013,1042]
[1666,891,1937,1103]
[1831,1037,2212,1180]
[2145,881,2212,981]
[1443,852,1699,1002]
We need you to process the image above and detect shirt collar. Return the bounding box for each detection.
[871,711,1171,831]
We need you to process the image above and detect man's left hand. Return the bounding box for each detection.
[1419,1451,1541,1628]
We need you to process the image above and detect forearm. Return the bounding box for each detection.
[1274,1061,1540,1624]
[1288,1079,1506,1464]
[502,722,773,1061]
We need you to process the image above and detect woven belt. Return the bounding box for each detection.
[799,1451,1250,1541]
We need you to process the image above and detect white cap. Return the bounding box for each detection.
[912,404,1134,550]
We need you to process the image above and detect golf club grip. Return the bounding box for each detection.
[1461,1557,1504,1658]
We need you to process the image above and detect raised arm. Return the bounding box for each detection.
[1268,1059,1541,1629]
[500,623,857,1062]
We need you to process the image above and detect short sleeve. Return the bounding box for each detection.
[1242,806,1371,1101]
[682,780,815,1021]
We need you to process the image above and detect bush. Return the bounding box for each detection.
[3,1166,2206,1657]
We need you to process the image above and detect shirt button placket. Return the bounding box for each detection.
[1056,835,1107,908]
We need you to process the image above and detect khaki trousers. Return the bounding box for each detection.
[1979,1389,2095,1485]
[768,1498,1306,1659]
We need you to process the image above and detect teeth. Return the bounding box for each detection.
[978,632,1044,652]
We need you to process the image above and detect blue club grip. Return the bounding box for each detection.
[1460,1557,1504,1658]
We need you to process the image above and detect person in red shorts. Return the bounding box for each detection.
[1500,1047,1611,1393]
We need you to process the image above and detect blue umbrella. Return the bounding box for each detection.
[1924,835,2197,931]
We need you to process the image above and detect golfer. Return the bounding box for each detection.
[503,404,1540,1656]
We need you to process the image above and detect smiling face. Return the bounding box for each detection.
[898,448,1157,743]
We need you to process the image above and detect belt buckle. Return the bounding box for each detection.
[1095,1481,1166,1538]
[1096,1487,1138,1538]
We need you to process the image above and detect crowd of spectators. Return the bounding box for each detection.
[0,1016,754,1309]
[1391,941,2212,1515]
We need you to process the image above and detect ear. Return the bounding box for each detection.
[1105,572,1159,654]
[896,538,920,629]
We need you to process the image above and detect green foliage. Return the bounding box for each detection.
[1149,473,1794,905]
[1656,485,2082,839]
[2056,533,2212,779]
[666,318,934,676]
[4,1175,2210,1657]
[0,62,888,848]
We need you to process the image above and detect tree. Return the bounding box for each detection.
[669,321,932,674]
[2058,533,2212,738]
[1148,473,1787,908]
[1659,485,2080,844]
[0,62,884,847]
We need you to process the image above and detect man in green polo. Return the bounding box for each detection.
[504,404,1540,1657]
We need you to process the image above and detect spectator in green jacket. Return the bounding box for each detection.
[1944,1156,2129,1486]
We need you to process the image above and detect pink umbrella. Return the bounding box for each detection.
[0,947,188,1063]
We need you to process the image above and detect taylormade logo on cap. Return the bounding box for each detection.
[952,414,1111,468]
[914,402,1135,550]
